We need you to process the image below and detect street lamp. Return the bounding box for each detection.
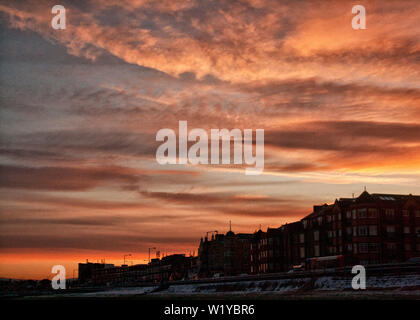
[124,253,132,265]
[148,247,156,263]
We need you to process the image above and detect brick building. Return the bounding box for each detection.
[78,261,114,284]
[78,254,196,286]
[250,227,292,274]
[251,191,420,273]
[250,222,305,274]
[280,221,305,270]
[301,191,420,266]
[344,192,420,264]
[78,192,420,285]
[198,230,252,277]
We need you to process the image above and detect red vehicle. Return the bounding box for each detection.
[306,255,345,271]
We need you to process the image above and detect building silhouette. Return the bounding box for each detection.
[78,191,420,285]
[251,191,420,272]
[198,228,252,277]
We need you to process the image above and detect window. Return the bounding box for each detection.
[358,226,369,236]
[314,245,320,257]
[300,247,305,258]
[347,244,353,251]
[416,210,420,218]
[353,226,357,236]
[317,217,323,225]
[314,231,319,241]
[338,213,342,221]
[404,226,410,234]
[402,210,409,217]
[299,233,305,244]
[328,230,336,238]
[359,208,367,218]
[416,227,420,237]
[385,209,395,217]
[347,227,352,235]
[338,229,342,236]
[346,211,351,219]
[386,226,396,233]
[404,243,411,251]
[303,220,308,228]
[359,243,369,253]
[352,209,357,219]
[369,225,378,236]
[369,243,379,252]
[368,208,378,218]
[327,215,332,223]
[386,243,397,250]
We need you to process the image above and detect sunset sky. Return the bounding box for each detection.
[0,0,420,279]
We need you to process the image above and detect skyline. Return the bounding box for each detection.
[0,0,420,279]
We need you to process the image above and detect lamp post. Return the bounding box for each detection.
[148,247,156,263]
[124,253,132,265]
